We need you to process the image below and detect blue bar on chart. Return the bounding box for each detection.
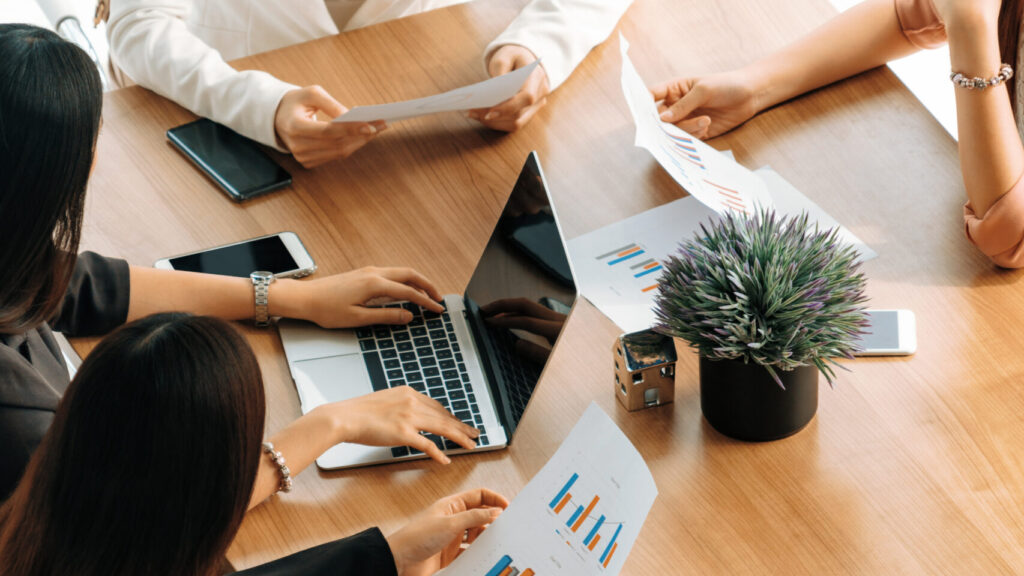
[599,525,623,564]
[583,515,605,546]
[485,555,513,576]
[607,249,645,266]
[549,473,579,510]
[566,505,584,528]
[633,264,662,278]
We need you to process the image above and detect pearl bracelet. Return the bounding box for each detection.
[950,63,1013,90]
[261,441,293,493]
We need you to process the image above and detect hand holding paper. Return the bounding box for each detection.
[620,34,771,215]
[468,45,551,132]
[335,60,541,124]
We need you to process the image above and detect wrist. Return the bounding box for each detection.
[310,402,352,446]
[267,278,308,320]
[738,64,773,113]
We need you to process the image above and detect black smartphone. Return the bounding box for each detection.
[154,232,317,279]
[166,118,291,202]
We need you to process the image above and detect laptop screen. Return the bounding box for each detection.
[463,152,578,437]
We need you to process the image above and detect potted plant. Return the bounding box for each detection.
[654,210,868,441]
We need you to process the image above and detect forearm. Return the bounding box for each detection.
[249,405,343,508]
[946,13,1024,217]
[127,266,308,322]
[107,0,295,148]
[747,0,919,112]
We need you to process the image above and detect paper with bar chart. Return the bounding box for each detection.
[440,403,657,576]
[620,35,771,216]
[567,167,877,332]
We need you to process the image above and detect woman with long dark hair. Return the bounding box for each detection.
[0,23,478,501]
[0,314,507,575]
[649,0,1024,267]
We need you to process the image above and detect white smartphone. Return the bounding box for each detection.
[154,232,316,279]
[854,309,916,356]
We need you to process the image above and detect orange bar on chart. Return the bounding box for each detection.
[602,543,618,568]
[617,246,642,257]
[498,567,514,576]
[554,493,572,513]
[643,261,660,270]
[642,285,659,292]
[571,495,600,532]
[521,570,535,576]
[587,534,601,551]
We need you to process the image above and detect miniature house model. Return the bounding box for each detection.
[613,329,678,411]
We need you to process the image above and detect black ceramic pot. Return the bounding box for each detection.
[699,357,818,441]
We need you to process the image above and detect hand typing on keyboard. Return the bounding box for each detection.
[274,266,445,329]
[326,386,480,464]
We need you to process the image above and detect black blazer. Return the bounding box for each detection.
[0,252,130,498]
[232,528,398,576]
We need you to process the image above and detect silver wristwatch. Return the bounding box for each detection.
[250,271,276,327]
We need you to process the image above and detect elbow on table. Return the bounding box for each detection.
[963,179,1024,268]
[981,243,1024,269]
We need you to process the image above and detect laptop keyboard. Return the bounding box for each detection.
[356,302,490,458]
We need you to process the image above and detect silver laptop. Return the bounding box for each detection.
[278,152,578,469]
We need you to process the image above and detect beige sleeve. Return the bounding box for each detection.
[106,0,297,150]
[894,0,947,49]
[484,0,633,91]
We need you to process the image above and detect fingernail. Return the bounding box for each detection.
[360,125,377,135]
[471,428,481,438]
[490,508,501,518]
[660,111,673,122]
[484,111,499,121]
[698,117,710,128]
[443,455,452,464]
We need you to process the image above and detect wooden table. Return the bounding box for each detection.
[81,0,1024,573]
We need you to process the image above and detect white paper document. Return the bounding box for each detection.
[335,60,540,123]
[620,35,771,215]
[440,403,657,576]
[567,167,878,333]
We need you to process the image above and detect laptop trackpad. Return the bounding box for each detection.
[291,354,373,410]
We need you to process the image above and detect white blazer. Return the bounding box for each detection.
[107,0,633,149]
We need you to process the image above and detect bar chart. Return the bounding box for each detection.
[484,555,535,576]
[439,404,657,576]
[594,243,662,294]
[548,473,625,569]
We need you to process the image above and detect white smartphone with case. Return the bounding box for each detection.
[854,309,916,356]
[154,232,316,279]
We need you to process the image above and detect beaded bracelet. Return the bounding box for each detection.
[261,441,293,493]
[950,64,1013,90]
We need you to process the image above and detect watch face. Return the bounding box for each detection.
[251,271,275,282]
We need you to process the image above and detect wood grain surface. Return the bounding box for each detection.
[79,0,1024,573]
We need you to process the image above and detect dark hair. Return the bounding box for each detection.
[1000,1,1023,111]
[0,314,266,576]
[0,24,102,334]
